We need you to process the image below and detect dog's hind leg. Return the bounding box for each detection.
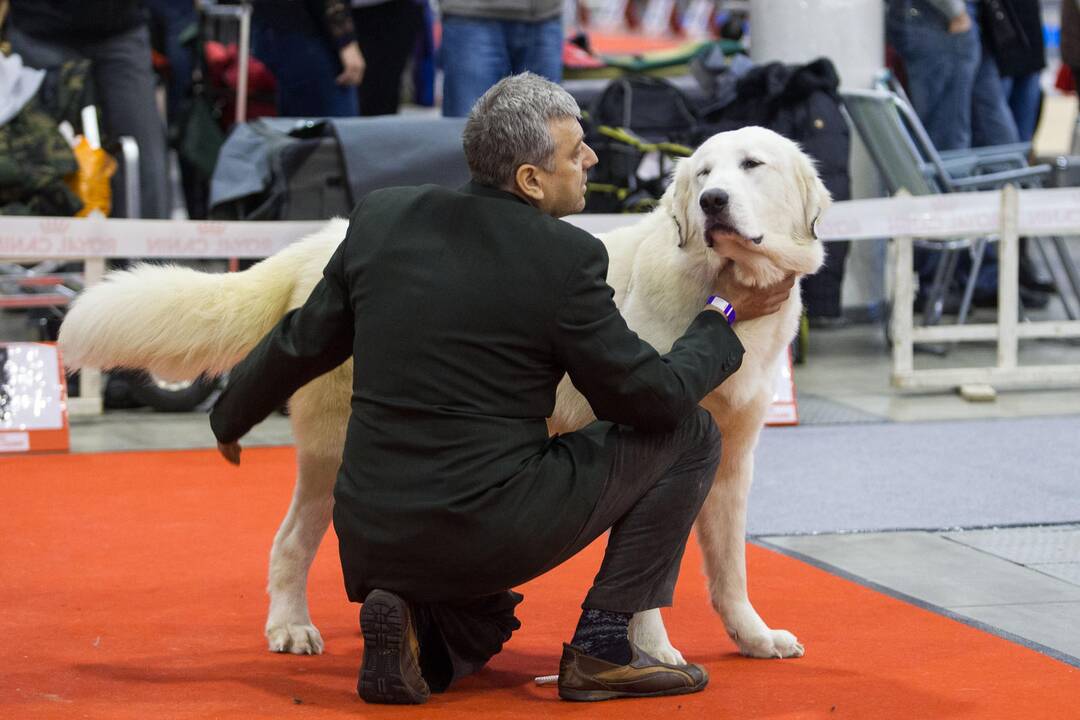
[697,405,804,659]
[264,450,337,654]
[264,367,351,655]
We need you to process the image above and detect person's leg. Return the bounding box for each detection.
[970,47,1020,146]
[6,23,82,69]
[508,16,564,81]
[144,0,196,128]
[253,23,358,118]
[353,0,424,115]
[1004,71,1042,143]
[439,16,512,117]
[85,24,172,218]
[897,18,979,150]
[374,409,720,698]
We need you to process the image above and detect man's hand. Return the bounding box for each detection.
[948,11,972,33]
[218,441,242,466]
[709,264,796,323]
[337,42,366,86]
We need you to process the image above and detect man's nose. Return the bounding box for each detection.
[699,189,730,213]
[583,143,599,170]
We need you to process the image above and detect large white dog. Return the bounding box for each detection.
[59,126,829,664]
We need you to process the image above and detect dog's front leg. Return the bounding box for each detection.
[265,450,337,655]
[696,420,804,659]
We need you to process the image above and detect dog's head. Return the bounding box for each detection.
[661,126,829,284]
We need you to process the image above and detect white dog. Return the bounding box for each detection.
[59,126,829,664]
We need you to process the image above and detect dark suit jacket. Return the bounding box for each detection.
[210,181,744,603]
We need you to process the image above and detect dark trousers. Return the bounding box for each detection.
[352,0,424,116]
[396,407,721,691]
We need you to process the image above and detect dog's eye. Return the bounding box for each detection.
[740,158,764,170]
[697,167,711,178]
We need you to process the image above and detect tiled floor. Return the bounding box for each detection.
[3,287,1080,667]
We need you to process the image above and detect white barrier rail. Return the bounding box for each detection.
[889,185,1080,392]
[2,187,1079,413]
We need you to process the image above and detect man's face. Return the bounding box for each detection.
[532,117,599,217]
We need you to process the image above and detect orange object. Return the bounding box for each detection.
[1,445,1078,718]
[66,136,117,217]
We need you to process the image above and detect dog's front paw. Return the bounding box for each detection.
[642,640,686,665]
[735,628,803,659]
[628,609,686,665]
[266,622,324,655]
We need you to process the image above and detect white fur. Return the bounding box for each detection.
[58,126,829,659]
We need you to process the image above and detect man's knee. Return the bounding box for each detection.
[688,406,721,460]
[679,408,722,504]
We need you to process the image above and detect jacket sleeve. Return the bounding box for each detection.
[210,238,354,444]
[552,239,745,432]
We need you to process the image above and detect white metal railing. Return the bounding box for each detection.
[889,185,1080,392]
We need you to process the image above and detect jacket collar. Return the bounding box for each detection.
[461,180,533,207]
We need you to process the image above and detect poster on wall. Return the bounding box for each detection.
[0,342,69,453]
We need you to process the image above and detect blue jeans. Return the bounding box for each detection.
[970,42,1020,147]
[887,0,980,151]
[1000,72,1041,142]
[144,0,197,127]
[439,15,563,118]
[252,23,358,118]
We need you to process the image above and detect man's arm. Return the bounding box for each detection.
[552,240,744,432]
[210,238,354,447]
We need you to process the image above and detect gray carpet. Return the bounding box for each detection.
[747,415,1080,536]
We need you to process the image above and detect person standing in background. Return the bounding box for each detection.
[6,0,171,218]
[970,0,1022,146]
[984,0,1046,142]
[886,0,982,150]
[350,0,424,115]
[252,0,365,117]
[438,0,564,117]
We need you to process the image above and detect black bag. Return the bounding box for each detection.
[584,75,699,213]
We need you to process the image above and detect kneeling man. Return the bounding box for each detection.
[210,73,792,703]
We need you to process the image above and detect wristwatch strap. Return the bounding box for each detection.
[706,295,736,326]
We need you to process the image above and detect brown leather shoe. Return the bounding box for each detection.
[557,643,709,701]
[358,589,431,704]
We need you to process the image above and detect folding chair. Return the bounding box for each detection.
[840,87,1079,329]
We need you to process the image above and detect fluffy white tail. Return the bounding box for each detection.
[59,253,301,381]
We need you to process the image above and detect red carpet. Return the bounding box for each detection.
[1,447,1077,719]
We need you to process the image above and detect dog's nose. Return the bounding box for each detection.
[699,189,730,214]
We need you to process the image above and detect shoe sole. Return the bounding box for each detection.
[558,676,708,702]
[358,590,429,705]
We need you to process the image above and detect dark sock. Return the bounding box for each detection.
[570,608,633,665]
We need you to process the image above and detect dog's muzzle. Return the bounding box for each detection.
[700,189,762,246]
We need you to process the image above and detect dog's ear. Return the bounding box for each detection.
[796,153,831,242]
[662,158,700,249]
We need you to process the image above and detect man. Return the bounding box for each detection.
[210,73,794,704]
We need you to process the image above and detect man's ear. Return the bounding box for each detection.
[514,163,545,204]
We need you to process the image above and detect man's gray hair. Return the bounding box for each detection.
[462,72,582,189]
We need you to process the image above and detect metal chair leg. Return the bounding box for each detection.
[956,236,987,326]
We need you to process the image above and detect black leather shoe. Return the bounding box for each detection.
[557,643,708,701]
[358,589,431,704]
